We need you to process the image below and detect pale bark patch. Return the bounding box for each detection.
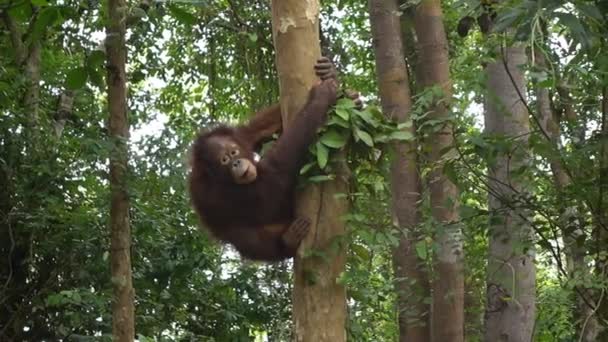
[278,16,296,33]
[304,0,319,23]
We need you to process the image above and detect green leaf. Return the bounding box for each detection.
[86,50,106,88]
[415,241,427,260]
[354,128,374,147]
[374,134,389,143]
[31,0,49,6]
[354,109,378,127]
[327,116,349,128]
[493,8,523,33]
[373,179,384,193]
[87,50,106,68]
[397,120,413,129]
[386,232,399,247]
[46,294,62,307]
[351,243,369,260]
[336,98,355,109]
[389,131,414,141]
[316,142,328,169]
[308,175,335,183]
[131,7,148,20]
[575,3,603,20]
[320,130,348,149]
[555,12,589,48]
[88,68,104,88]
[66,67,88,90]
[300,162,314,175]
[336,271,349,285]
[168,4,196,25]
[334,108,350,121]
[8,2,33,21]
[31,7,60,41]
[247,33,258,42]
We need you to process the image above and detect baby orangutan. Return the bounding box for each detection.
[189,57,357,261]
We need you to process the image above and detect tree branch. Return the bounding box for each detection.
[1,10,26,64]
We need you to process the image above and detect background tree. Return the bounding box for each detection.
[412,1,463,340]
[106,0,134,338]
[483,41,536,341]
[369,0,429,340]
[1,0,608,340]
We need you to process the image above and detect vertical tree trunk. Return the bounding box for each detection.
[598,86,608,339]
[270,1,348,341]
[413,1,463,340]
[535,52,599,341]
[106,0,135,339]
[483,45,536,342]
[369,1,430,341]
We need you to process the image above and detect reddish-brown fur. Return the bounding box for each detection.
[189,77,338,261]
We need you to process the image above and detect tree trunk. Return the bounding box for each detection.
[598,85,608,339]
[369,1,429,341]
[413,1,463,340]
[270,1,348,341]
[535,52,599,341]
[483,45,536,342]
[106,0,135,339]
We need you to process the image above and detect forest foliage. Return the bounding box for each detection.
[1,0,607,340]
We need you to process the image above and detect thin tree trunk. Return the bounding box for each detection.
[535,52,599,341]
[106,0,135,338]
[369,1,429,340]
[413,1,463,340]
[598,86,608,339]
[483,45,536,342]
[270,1,348,341]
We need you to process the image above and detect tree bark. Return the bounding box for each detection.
[270,1,348,341]
[483,45,536,342]
[369,1,429,341]
[413,1,463,340]
[598,85,608,339]
[106,0,135,339]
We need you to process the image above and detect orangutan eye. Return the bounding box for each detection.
[230,149,239,156]
[221,155,230,165]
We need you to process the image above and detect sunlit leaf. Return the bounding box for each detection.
[316,142,328,169]
[415,241,427,260]
[397,120,413,129]
[335,108,350,121]
[354,128,374,147]
[300,162,314,175]
[336,97,355,109]
[389,131,414,141]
